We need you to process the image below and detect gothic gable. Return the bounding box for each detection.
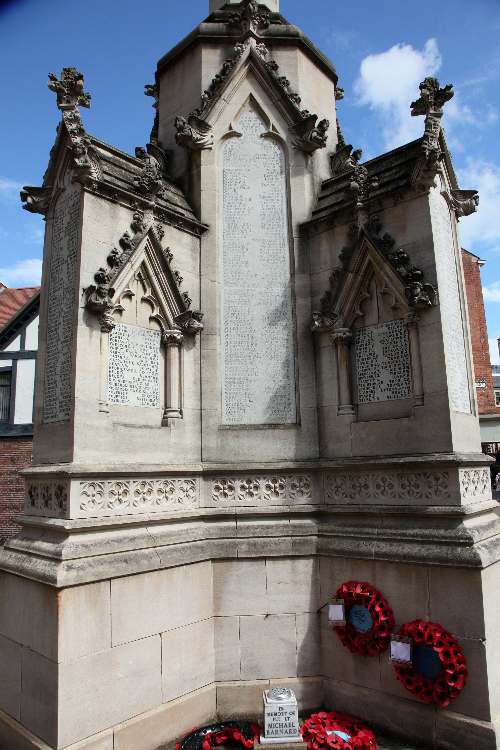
[313,227,437,334]
[84,218,203,337]
[174,39,330,153]
[332,232,411,330]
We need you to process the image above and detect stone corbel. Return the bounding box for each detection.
[162,329,184,422]
[20,186,53,215]
[331,328,355,416]
[84,268,116,333]
[175,116,213,151]
[330,145,362,178]
[175,310,204,335]
[443,189,479,219]
[291,115,330,153]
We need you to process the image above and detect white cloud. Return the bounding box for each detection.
[354,39,496,153]
[490,338,500,365]
[483,283,500,302]
[0,176,23,202]
[0,258,42,287]
[457,160,500,252]
[354,39,442,150]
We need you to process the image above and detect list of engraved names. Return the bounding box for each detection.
[43,188,80,423]
[221,102,296,425]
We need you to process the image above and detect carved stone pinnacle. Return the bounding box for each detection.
[411,77,454,118]
[48,68,91,111]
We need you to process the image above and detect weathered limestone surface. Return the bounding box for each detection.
[3,3,500,750]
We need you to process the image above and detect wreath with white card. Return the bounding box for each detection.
[392,619,468,707]
[330,581,395,657]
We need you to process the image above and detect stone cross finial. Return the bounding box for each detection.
[48,68,91,111]
[410,77,454,178]
[410,77,454,118]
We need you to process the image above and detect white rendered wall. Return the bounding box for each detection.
[24,316,39,351]
[3,335,20,352]
[14,359,35,424]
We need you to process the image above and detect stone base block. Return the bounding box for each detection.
[0,708,113,750]
[323,678,499,750]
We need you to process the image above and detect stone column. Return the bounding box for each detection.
[332,328,354,416]
[162,329,183,423]
[406,313,424,407]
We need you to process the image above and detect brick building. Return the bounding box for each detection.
[0,283,39,541]
[462,250,500,463]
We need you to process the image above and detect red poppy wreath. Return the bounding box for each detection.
[301,711,378,750]
[392,620,468,707]
[332,581,395,657]
[176,721,260,750]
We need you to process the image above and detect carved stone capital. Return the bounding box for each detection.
[331,328,352,346]
[162,329,184,347]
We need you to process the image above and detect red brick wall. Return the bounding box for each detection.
[0,437,32,542]
[462,250,499,415]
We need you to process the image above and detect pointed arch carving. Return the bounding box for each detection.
[174,39,330,154]
[313,229,429,419]
[84,216,203,422]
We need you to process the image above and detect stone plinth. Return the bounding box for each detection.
[261,688,302,744]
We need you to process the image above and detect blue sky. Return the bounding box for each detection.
[1,0,500,358]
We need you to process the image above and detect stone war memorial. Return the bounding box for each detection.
[1,0,499,748]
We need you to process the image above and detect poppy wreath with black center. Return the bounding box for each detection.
[301,711,378,750]
[332,581,395,657]
[176,721,261,750]
[392,620,468,707]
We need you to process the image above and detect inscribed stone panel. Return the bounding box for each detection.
[430,190,471,413]
[108,324,160,408]
[354,319,411,404]
[43,187,80,423]
[221,102,296,425]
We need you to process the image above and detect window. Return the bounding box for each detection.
[0,371,11,423]
[495,390,500,408]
